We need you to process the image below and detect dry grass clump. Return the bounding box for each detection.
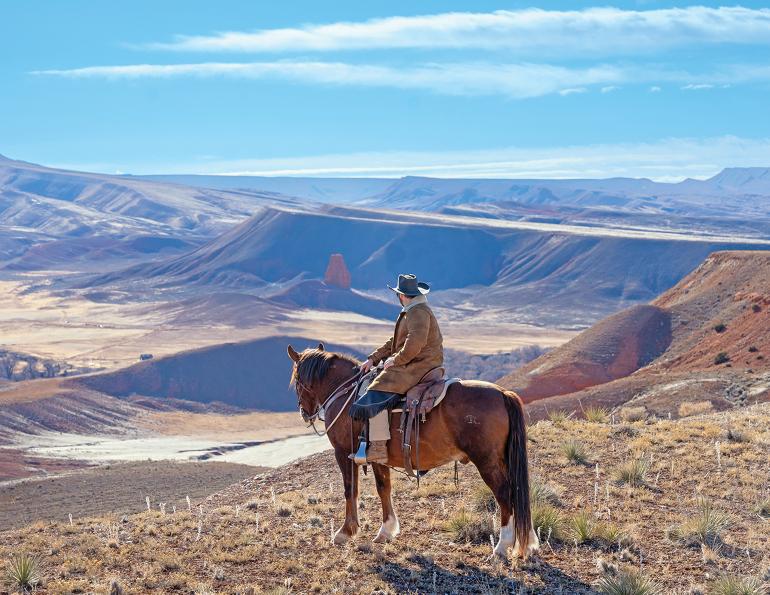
[726,428,750,443]
[753,497,770,518]
[584,405,610,423]
[530,477,562,507]
[613,456,650,487]
[547,409,574,424]
[668,497,732,547]
[596,566,661,595]
[470,484,497,513]
[444,509,493,544]
[708,574,765,595]
[678,401,714,417]
[619,407,648,423]
[561,439,592,465]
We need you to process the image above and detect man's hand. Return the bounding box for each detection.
[360,358,375,373]
[383,357,395,370]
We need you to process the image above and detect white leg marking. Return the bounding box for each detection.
[373,513,400,543]
[493,517,515,558]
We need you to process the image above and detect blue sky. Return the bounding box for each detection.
[2,1,770,179]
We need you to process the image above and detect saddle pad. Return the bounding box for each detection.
[391,377,461,413]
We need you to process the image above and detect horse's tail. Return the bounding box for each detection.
[503,390,531,555]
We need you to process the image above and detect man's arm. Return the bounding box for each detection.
[391,308,429,367]
[368,337,394,366]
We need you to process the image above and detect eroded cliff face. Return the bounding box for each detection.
[323,253,352,289]
[0,350,76,381]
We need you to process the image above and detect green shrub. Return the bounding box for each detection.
[713,322,727,333]
[714,352,730,365]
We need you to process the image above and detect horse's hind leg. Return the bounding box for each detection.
[333,448,360,544]
[371,463,400,543]
[474,456,515,558]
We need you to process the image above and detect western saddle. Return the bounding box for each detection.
[391,367,459,480]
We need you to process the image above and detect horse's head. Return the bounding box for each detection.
[287,343,359,423]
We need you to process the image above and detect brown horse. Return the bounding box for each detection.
[287,343,538,559]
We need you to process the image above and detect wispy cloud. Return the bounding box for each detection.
[111,136,770,181]
[33,60,770,98]
[144,7,770,57]
[682,83,714,90]
[32,61,628,98]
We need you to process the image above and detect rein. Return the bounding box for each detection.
[298,369,364,437]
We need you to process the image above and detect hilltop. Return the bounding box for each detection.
[499,251,770,419]
[1,402,767,592]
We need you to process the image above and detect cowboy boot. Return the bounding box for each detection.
[366,440,389,464]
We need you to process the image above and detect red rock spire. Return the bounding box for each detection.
[324,253,351,289]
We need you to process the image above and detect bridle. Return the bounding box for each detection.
[295,368,365,436]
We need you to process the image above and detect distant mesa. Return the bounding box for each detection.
[324,253,351,289]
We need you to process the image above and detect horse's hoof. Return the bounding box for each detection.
[333,529,352,545]
[372,529,398,543]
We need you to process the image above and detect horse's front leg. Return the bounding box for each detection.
[371,463,400,543]
[333,448,359,544]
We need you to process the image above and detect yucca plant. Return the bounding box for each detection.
[547,409,573,424]
[471,484,497,513]
[569,511,597,544]
[614,456,650,487]
[5,553,41,592]
[709,574,765,595]
[669,497,732,547]
[445,509,493,544]
[595,522,629,548]
[530,477,562,507]
[561,439,591,465]
[596,567,661,595]
[532,503,564,542]
[584,405,610,423]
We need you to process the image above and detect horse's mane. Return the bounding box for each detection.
[291,348,360,387]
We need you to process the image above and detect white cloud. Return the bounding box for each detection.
[113,136,770,181]
[33,60,770,98]
[32,61,628,98]
[600,85,619,93]
[649,86,662,92]
[145,7,770,57]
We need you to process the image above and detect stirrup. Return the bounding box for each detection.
[349,440,368,465]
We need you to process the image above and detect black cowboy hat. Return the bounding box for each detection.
[388,273,430,297]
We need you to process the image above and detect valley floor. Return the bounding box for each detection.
[1,403,768,593]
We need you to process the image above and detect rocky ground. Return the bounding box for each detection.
[1,402,767,594]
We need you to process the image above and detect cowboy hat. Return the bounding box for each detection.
[388,273,430,296]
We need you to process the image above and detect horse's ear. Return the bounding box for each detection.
[317,342,325,351]
[287,345,300,362]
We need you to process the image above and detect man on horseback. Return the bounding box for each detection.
[349,273,444,463]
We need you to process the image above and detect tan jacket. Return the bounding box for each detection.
[367,299,443,394]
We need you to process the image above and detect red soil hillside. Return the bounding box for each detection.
[498,250,770,416]
[497,304,672,401]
